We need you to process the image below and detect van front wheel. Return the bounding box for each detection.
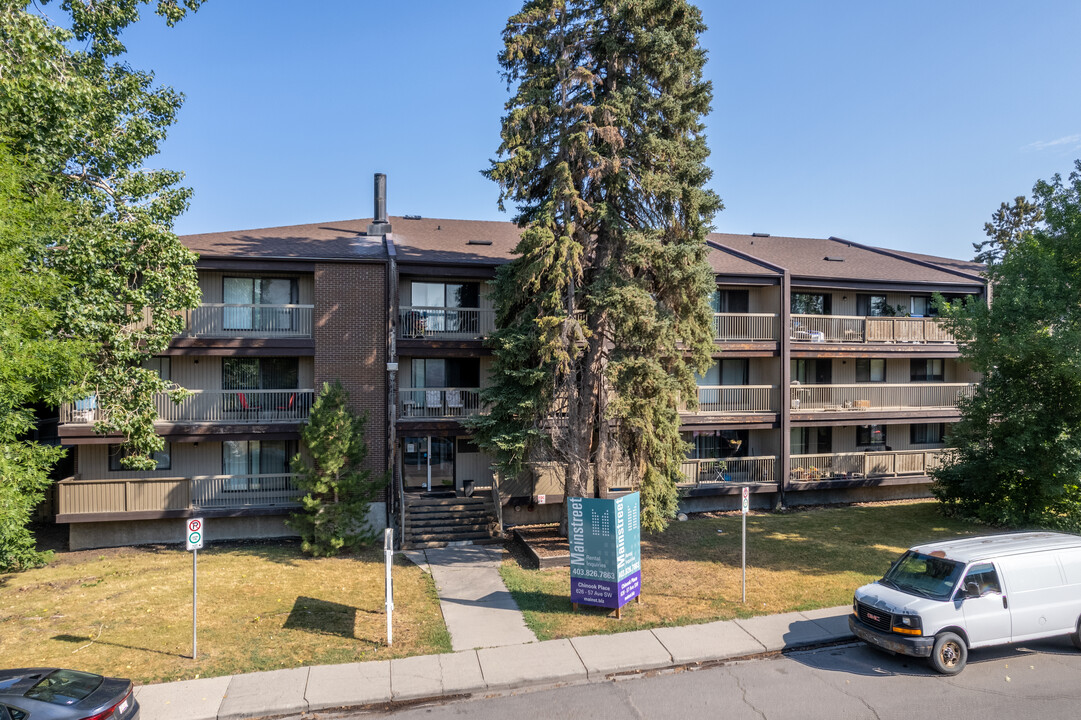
[930,632,967,675]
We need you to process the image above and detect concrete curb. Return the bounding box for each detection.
[133,606,856,720]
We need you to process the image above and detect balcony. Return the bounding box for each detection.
[678,456,777,487]
[180,304,314,338]
[790,315,954,344]
[713,313,779,342]
[60,389,314,425]
[56,474,300,521]
[790,449,946,482]
[789,383,974,412]
[399,387,484,419]
[399,306,495,340]
[683,386,777,414]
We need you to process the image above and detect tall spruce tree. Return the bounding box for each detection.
[932,161,1081,530]
[469,0,720,532]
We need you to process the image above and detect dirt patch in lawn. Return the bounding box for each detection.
[0,540,450,684]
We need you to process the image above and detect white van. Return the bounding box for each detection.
[849,532,1081,674]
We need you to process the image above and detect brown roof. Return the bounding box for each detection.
[709,233,984,287]
[179,216,984,288]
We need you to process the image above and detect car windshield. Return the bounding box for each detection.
[881,551,963,600]
[24,670,102,706]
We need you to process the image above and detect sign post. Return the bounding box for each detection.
[741,487,749,603]
[569,492,642,618]
[185,518,204,659]
[384,528,394,646]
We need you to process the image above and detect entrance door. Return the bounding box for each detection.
[401,436,455,492]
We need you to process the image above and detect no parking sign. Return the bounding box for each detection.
[185,518,204,551]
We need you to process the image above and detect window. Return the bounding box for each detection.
[791,426,832,455]
[223,277,299,330]
[791,293,831,315]
[857,424,886,446]
[222,440,295,490]
[911,423,946,444]
[223,357,299,390]
[109,444,170,471]
[910,358,944,382]
[144,357,171,381]
[792,358,832,384]
[962,563,1001,596]
[683,430,748,459]
[25,670,102,705]
[5,705,27,720]
[856,294,888,317]
[410,358,480,388]
[412,281,481,332]
[457,437,480,454]
[909,295,937,317]
[710,289,749,313]
[855,358,885,383]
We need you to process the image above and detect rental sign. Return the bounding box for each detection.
[569,492,642,609]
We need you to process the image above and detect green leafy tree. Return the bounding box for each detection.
[0,148,91,571]
[288,382,382,557]
[0,1,202,469]
[469,0,720,533]
[933,161,1081,530]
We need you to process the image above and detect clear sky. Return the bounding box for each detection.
[111,0,1081,260]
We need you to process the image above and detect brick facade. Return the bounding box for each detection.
[313,261,389,489]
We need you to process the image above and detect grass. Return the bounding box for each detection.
[0,541,450,684]
[501,500,985,640]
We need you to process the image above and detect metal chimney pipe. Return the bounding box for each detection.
[374,173,388,223]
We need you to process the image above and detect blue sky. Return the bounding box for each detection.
[112,0,1081,260]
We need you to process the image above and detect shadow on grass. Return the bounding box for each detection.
[283,596,357,638]
[51,633,184,659]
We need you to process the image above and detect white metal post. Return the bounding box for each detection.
[741,486,749,604]
[193,549,198,659]
[384,528,394,645]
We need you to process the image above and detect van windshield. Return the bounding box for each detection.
[880,551,963,600]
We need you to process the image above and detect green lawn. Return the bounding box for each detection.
[501,500,986,640]
[0,541,450,684]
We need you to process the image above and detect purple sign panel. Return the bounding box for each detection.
[568,492,642,609]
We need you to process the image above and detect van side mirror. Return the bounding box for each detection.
[964,581,981,598]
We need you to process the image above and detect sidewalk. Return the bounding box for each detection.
[133,605,855,720]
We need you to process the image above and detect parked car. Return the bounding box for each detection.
[0,668,138,720]
[850,532,1081,674]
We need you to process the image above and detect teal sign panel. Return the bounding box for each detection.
[568,492,642,609]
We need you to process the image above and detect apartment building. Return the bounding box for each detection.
[53,183,986,548]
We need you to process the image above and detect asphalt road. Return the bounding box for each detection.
[328,638,1081,720]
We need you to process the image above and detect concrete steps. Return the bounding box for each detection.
[403,494,501,549]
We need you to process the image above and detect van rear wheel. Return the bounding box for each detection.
[1072,620,1081,651]
[929,632,967,675]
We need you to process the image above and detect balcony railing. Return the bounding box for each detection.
[790,315,955,344]
[181,304,314,338]
[57,474,301,517]
[684,386,777,414]
[399,306,495,339]
[399,387,484,419]
[789,383,974,412]
[678,456,776,486]
[60,389,314,425]
[713,313,779,342]
[790,449,946,482]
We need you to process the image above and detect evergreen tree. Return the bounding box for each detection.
[933,161,1081,530]
[469,0,720,532]
[0,1,202,469]
[288,382,382,556]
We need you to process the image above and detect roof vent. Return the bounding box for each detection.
[824,256,845,262]
[403,214,422,220]
[467,239,492,245]
[751,232,770,237]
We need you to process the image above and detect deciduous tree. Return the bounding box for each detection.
[469,0,720,532]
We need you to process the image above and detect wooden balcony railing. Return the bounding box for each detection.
[678,456,776,486]
[181,304,314,338]
[57,474,301,517]
[713,313,779,342]
[789,383,974,412]
[684,385,777,414]
[399,306,495,339]
[399,387,484,419]
[60,389,314,425]
[790,449,946,482]
[790,315,955,344]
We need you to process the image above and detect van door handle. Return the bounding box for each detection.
[1002,596,1008,609]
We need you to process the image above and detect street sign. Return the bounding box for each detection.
[741,486,749,515]
[536,494,546,505]
[186,518,204,551]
